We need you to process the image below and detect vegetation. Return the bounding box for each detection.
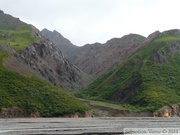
[75,30,180,111]
[0,11,37,51]
[0,25,37,51]
[133,35,145,43]
[0,51,89,117]
[0,11,90,117]
[80,98,142,112]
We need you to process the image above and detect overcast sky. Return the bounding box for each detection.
[1,0,180,46]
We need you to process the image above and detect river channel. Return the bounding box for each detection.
[0,117,180,135]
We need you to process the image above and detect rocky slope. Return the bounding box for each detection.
[42,29,145,77]
[70,34,145,77]
[41,28,78,58]
[76,29,180,112]
[0,10,91,117]
[0,43,88,117]
[0,11,91,92]
[19,27,91,92]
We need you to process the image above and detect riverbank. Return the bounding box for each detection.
[80,99,153,117]
[0,117,180,135]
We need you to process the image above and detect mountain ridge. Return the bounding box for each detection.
[42,29,145,77]
[0,10,90,117]
[75,29,180,111]
[41,28,78,58]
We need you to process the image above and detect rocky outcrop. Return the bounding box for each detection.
[0,9,4,14]
[41,29,78,58]
[141,31,160,46]
[153,104,180,117]
[42,29,146,78]
[63,110,94,118]
[1,27,91,92]
[153,49,168,64]
[0,106,23,118]
[0,43,16,53]
[168,41,180,56]
[153,40,180,64]
[16,28,91,92]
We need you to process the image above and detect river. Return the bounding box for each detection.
[0,117,180,135]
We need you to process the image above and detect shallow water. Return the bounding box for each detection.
[0,117,180,134]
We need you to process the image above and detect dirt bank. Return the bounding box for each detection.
[81,99,153,117]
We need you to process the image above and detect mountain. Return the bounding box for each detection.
[0,11,91,92]
[70,34,145,77]
[75,29,180,111]
[41,28,78,58]
[0,10,89,117]
[0,12,91,92]
[42,29,145,78]
[19,27,91,92]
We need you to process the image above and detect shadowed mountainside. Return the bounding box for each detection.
[42,29,145,77]
[41,28,78,58]
[76,29,180,112]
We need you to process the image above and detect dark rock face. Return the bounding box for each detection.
[70,34,145,77]
[153,40,180,64]
[42,29,146,78]
[168,41,180,55]
[41,29,78,58]
[17,28,91,92]
[153,49,168,64]
[71,31,161,78]
[0,10,4,14]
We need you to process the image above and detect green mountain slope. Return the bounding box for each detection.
[0,50,88,117]
[0,11,88,117]
[76,29,180,111]
[0,11,37,51]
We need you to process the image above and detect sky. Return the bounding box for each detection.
[1,0,180,46]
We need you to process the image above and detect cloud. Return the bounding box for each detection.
[1,0,180,46]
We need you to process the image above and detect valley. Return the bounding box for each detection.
[0,10,180,118]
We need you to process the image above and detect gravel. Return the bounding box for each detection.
[0,117,180,135]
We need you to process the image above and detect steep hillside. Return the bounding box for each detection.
[19,28,91,92]
[41,28,78,58]
[0,10,37,51]
[0,11,89,117]
[71,34,145,77]
[76,29,180,111]
[0,11,91,92]
[42,29,145,78]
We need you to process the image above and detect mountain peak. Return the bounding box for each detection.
[41,29,78,58]
[41,28,51,33]
[76,29,180,112]
[53,29,61,34]
[0,9,4,14]
[161,29,180,36]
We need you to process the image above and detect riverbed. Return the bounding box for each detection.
[0,117,180,134]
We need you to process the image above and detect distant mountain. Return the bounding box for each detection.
[41,28,78,58]
[0,10,90,117]
[42,29,145,78]
[76,29,180,112]
[70,34,145,77]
